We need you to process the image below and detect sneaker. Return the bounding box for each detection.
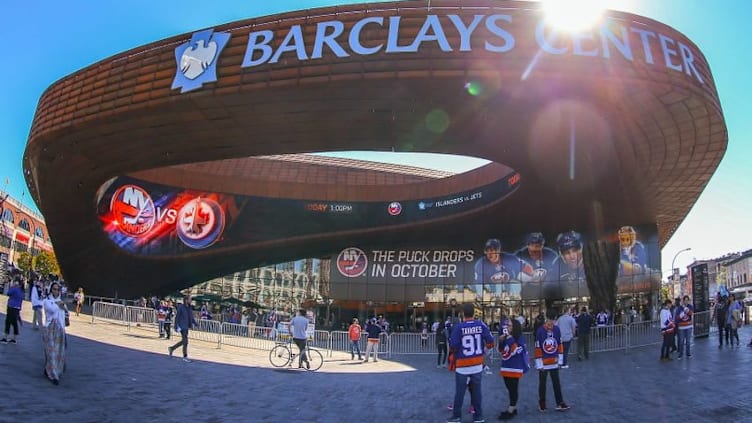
[0,339,7,344]
[168,347,174,357]
[9,339,16,344]
[498,409,518,420]
[305,361,310,370]
[539,400,546,412]
[182,357,192,363]
[446,404,454,411]
[473,419,485,423]
[560,364,569,369]
[447,417,462,423]
[676,356,682,360]
[556,402,570,411]
[686,354,692,358]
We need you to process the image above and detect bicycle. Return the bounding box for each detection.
[269,338,324,371]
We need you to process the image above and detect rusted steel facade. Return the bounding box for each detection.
[23,1,725,297]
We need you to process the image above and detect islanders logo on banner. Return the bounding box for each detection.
[337,247,368,278]
[109,184,156,237]
[176,196,225,249]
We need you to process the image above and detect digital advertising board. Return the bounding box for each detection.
[329,225,661,302]
[96,173,520,256]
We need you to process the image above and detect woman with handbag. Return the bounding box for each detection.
[42,282,68,385]
[498,317,528,420]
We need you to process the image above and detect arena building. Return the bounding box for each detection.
[23,1,726,327]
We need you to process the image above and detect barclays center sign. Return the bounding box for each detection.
[172,12,706,93]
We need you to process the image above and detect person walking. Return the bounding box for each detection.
[30,281,45,330]
[498,318,528,420]
[2,279,24,344]
[42,282,68,385]
[556,308,576,368]
[289,309,311,369]
[575,307,592,360]
[348,318,362,360]
[727,295,742,347]
[363,318,383,363]
[675,295,694,359]
[436,320,448,368]
[447,303,494,423]
[534,311,570,413]
[168,295,197,362]
[711,293,729,348]
[660,299,675,361]
[73,287,85,316]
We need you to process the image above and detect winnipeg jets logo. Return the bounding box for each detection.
[176,196,225,249]
[171,29,231,93]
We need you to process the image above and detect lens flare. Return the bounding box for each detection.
[464,81,484,96]
[425,109,450,134]
[542,0,605,32]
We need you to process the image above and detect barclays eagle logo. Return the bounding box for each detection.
[171,29,230,94]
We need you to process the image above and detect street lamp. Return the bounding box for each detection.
[671,247,692,297]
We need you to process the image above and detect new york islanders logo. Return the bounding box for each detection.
[542,336,559,355]
[176,196,225,249]
[109,185,156,237]
[387,202,402,216]
[337,247,368,278]
[171,29,231,93]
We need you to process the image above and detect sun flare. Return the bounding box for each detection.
[542,0,605,32]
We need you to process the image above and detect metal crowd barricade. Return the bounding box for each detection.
[221,322,273,351]
[330,330,351,354]
[189,319,222,348]
[125,306,158,333]
[583,324,627,353]
[310,330,331,355]
[91,301,127,326]
[625,320,661,351]
[387,332,435,355]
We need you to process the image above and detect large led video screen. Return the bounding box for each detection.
[96,173,520,255]
[329,225,661,302]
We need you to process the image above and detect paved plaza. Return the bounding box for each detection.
[1,296,751,423]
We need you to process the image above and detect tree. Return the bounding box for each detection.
[16,251,32,275]
[34,251,60,279]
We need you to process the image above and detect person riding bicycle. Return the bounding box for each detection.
[289,309,310,369]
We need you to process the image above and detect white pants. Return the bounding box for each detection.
[364,339,379,361]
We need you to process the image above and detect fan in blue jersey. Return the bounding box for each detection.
[617,226,648,276]
[474,238,535,300]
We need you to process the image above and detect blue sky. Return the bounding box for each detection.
[1,1,750,275]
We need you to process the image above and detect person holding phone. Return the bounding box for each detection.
[42,282,68,385]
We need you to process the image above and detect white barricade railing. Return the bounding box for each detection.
[189,319,222,347]
[220,322,279,351]
[91,302,127,326]
[310,330,331,355]
[88,309,724,357]
[125,306,158,332]
[330,330,352,353]
[388,332,435,355]
[625,320,661,351]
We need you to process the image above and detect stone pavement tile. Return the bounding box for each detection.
[2,295,751,422]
